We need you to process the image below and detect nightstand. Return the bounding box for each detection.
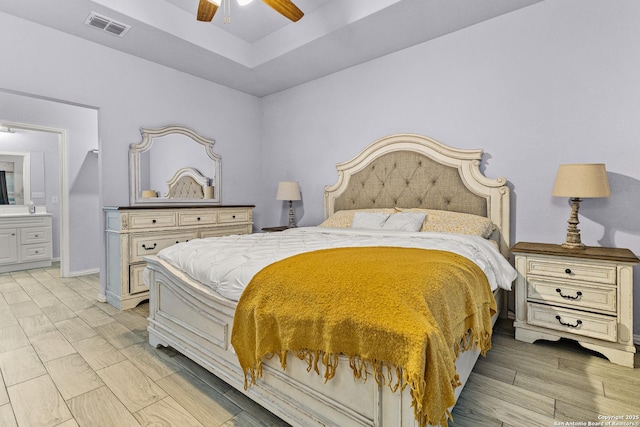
[261,226,290,232]
[511,242,639,367]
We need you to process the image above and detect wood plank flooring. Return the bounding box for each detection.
[0,265,638,427]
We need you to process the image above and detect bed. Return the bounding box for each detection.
[144,133,515,427]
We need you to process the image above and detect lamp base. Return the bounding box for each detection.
[561,241,586,250]
[288,200,296,228]
[562,197,586,249]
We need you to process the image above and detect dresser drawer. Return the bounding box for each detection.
[20,243,52,262]
[199,225,251,239]
[178,211,218,226]
[20,227,51,244]
[527,277,616,314]
[129,264,149,294]
[527,258,616,285]
[129,232,198,262]
[526,302,617,342]
[128,212,176,230]
[218,209,249,224]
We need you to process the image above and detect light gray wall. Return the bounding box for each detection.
[260,0,640,332]
[0,91,100,275]
[0,11,262,284]
[2,1,639,335]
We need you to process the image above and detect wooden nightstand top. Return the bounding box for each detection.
[511,242,639,264]
[261,226,290,232]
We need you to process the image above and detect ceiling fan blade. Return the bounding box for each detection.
[262,0,304,22]
[197,0,218,22]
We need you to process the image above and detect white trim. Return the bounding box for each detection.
[0,121,69,277]
[67,267,99,277]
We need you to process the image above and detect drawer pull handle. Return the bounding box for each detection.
[152,219,157,224]
[565,268,572,274]
[142,243,157,251]
[34,234,39,238]
[555,315,582,328]
[555,288,582,300]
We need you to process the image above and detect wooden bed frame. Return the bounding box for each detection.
[145,133,511,427]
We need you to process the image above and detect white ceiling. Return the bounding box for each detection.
[0,0,545,97]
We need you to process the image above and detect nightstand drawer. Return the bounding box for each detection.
[527,302,617,342]
[527,258,616,285]
[527,277,616,313]
[129,232,198,262]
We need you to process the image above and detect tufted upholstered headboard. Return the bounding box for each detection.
[164,167,209,199]
[324,134,511,257]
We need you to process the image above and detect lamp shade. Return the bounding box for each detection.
[552,164,610,198]
[276,181,301,201]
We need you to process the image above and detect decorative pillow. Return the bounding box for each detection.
[395,208,495,238]
[351,212,390,229]
[381,212,427,232]
[318,209,396,228]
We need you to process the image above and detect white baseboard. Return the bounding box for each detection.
[67,268,99,277]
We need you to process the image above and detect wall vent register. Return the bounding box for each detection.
[84,12,130,37]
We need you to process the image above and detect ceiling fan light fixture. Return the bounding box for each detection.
[237,0,254,5]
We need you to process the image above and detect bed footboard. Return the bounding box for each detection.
[145,256,499,427]
[146,256,423,427]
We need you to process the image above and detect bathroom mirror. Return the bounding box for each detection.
[129,126,221,206]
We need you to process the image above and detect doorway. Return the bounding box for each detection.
[0,123,67,274]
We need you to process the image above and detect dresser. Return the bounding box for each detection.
[512,242,639,367]
[104,205,254,310]
[0,213,52,273]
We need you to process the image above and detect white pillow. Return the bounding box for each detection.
[382,212,427,231]
[350,212,390,229]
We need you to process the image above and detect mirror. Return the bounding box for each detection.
[129,126,221,206]
[0,151,30,205]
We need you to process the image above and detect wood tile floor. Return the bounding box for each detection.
[0,265,638,427]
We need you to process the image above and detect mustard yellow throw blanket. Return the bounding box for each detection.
[231,247,496,427]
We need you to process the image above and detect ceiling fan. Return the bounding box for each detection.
[197,0,304,23]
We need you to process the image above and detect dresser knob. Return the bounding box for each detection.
[197,217,201,221]
[565,268,572,274]
[152,219,157,224]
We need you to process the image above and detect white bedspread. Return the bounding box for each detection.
[155,227,516,301]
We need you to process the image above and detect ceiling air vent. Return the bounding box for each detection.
[84,12,130,37]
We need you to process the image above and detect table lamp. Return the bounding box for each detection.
[552,163,610,249]
[276,181,301,228]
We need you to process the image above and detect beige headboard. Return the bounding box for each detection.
[324,134,510,256]
[164,167,209,199]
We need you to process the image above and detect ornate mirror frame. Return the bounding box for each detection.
[129,125,221,206]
